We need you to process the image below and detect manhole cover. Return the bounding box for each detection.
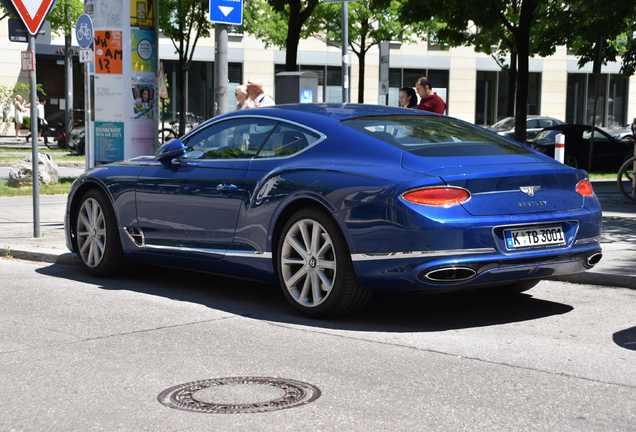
[158,377,321,414]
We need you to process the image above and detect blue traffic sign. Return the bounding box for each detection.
[209,0,243,25]
[75,14,93,49]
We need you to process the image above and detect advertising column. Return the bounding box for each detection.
[87,0,158,163]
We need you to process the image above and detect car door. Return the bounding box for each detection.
[583,127,626,167]
[134,117,277,258]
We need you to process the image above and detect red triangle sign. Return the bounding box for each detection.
[10,0,56,35]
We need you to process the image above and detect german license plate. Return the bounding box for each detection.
[505,226,565,249]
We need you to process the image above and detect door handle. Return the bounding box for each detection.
[217,183,238,192]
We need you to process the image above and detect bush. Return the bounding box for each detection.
[21,116,30,129]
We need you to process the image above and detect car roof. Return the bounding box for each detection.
[541,124,593,131]
[220,103,434,122]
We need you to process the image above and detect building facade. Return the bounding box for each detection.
[1,22,634,136]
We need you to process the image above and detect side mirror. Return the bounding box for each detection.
[156,139,185,169]
[631,118,636,136]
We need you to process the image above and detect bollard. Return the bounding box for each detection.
[555,133,565,164]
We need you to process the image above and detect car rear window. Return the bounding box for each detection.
[341,115,535,157]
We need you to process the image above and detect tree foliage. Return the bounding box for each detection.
[158,0,213,134]
[314,0,427,102]
[562,0,636,77]
[243,0,320,71]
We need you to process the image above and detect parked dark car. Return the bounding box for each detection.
[65,104,603,318]
[529,124,635,170]
[489,115,566,142]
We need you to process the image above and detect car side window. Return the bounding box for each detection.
[539,120,553,128]
[256,123,319,158]
[182,118,278,159]
[527,119,539,128]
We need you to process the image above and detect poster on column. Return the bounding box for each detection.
[95,30,123,74]
[95,122,125,162]
[130,121,156,157]
[131,29,157,73]
[130,0,154,28]
[95,75,125,121]
[131,77,156,120]
[91,0,123,28]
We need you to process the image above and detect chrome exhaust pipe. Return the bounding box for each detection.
[586,252,602,267]
[422,267,477,283]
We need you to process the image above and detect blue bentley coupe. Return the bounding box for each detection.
[65,104,603,317]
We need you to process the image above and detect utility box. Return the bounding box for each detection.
[275,71,319,104]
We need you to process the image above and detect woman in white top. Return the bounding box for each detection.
[235,85,254,110]
[14,95,29,139]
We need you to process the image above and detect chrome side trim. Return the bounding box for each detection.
[351,248,496,261]
[144,243,271,258]
[226,251,272,258]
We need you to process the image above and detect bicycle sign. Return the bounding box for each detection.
[75,14,93,49]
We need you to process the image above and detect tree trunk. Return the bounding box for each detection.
[178,58,188,136]
[513,0,537,144]
[507,51,517,118]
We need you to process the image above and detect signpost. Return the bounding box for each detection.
[7,0,56,238]
[76,14,94,169]
[209,0,243,25]
[210,0,243,115]
[9,0,56,35]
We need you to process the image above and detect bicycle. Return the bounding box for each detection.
[617,155,636,204]
[158,112,202,144]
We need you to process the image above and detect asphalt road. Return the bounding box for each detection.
[1,258,635,431]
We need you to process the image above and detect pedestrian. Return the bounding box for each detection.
[415,77,446,114]
[399,87,417,109]
[36,97,49,142]
[244,78,274,107]
[235,85,254,110]
[14,95,29,140]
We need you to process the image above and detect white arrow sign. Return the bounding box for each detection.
[218,6,233,16]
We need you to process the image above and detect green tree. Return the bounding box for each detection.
[158,0,213,135]
[563,0,636,77]
[386,0,571,142]
[316,0,427,103]
[243,0,321,71]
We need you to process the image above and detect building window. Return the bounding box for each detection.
[161,60,242,122]
[475,71,542,126]
[566,73,628,127]
[381,68,449,111]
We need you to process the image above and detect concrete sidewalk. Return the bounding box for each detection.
[1,138,635,289]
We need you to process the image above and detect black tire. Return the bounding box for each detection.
[617,156,636,204]
[563,154,580,169]
[74,188,127,277]
[158,128,177,145]
[276,207,371,318]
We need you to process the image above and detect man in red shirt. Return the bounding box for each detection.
[415,77,446,114]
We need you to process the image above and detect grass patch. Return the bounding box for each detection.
[588,171,619,179]
[0,177,75,196]
[0,148,70,153]
[0,154,84,163]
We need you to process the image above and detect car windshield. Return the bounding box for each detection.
[341,115,534,157]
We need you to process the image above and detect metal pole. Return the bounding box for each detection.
[214,24,228,116]
[588,74,600,172]
[341,1,349,103]
[84,62,93,169]
[65,31,73,150]
[28,34,40,238]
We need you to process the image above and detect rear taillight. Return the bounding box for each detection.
[576,179,594,197]
[402,187,470,207]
